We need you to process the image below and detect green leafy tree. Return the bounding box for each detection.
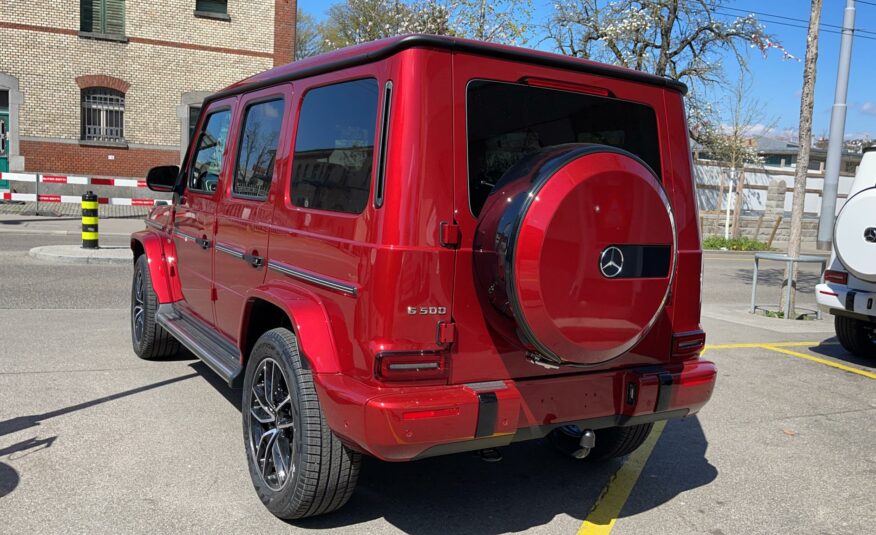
[296,9,325,60]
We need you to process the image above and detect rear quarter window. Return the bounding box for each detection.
[467,80,662,216]
[290,78,379,214]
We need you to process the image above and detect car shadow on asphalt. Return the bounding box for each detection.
[733,268,821,292]
[189,365,718,533]
[301,418,713,534]
[808,336,876,370]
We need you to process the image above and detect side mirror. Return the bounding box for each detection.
[146,165,179,192]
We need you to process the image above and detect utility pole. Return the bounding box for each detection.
[784,0,823,316]
[817,0,856,250]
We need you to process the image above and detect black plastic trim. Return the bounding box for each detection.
[655,372,674,413]
[202,34,686,109]
[829,308,876,324]
[475,392,499,437]
[846,290,857,311]
[374,80,392,208]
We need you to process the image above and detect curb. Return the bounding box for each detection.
[28,245,133,265]
[0,228,132,237]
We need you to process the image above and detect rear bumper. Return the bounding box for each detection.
[816,283,876,320]
[314,359,717,461]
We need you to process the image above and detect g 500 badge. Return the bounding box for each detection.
[407,306,447,315]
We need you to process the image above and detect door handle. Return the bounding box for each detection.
[242,252,263,268]
[196,236,211,250]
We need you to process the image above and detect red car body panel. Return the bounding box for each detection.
[133,35,715,462]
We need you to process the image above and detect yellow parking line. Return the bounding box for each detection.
[577,420,666,535]
[706,342,825,349]
[759,345,876,380]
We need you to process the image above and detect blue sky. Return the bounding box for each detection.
[299,0,876,139]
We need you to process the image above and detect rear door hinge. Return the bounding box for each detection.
[210,287,218,301]
[439,221,460,248]
[436,320,457,346]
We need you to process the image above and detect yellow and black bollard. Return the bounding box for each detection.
[81,191,99,249]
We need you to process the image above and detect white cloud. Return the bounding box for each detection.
[860,102,876,117]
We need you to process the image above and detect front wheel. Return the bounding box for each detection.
[131,255,180,360]
[835,315,876,358]
[549,423,654,461]
[242,328,361,520]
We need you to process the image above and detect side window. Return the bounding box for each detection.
[233,99,285,199]
[188,109,231,194]
[291,79,378,214]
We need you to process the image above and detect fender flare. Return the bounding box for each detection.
[130,230,182,304]
[242,282,342,374]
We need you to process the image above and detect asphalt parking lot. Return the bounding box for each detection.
[0,232,874,534]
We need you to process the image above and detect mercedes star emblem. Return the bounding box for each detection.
[599,246,625,278]
[865,227,876,243]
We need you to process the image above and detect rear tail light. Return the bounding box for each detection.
[824,270,848,285]
[672,331,706,359]
[375,351,449,383]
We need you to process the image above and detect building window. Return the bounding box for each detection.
[81,0,126,36]
[195,1,228,15]
[188,106,202,145]
[291,79,379,214]
[81,88,125,143]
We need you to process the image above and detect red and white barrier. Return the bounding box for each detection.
[0,192,163,206]
[0,171,162,206]
[0,172,147,188]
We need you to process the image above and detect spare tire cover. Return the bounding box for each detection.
[474,145,676,366]
[834,187,876,282]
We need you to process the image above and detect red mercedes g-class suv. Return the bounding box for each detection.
[131,35,716,520]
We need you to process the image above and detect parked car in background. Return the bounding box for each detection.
[817,146,876,358]
[130,34,717,520]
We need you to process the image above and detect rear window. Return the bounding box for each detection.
[467,80,662,216]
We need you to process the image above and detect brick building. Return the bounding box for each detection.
[0,0,296,178]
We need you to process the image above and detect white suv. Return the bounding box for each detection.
[816,146,876,358]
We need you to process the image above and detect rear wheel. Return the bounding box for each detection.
[835,315,876,358]
[242,328,361,520]
[131,255,180,360]
[549,423,654,462]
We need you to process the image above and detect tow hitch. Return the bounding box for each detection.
[572,429,596,459]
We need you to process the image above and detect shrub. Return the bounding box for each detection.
[702,235,771,251]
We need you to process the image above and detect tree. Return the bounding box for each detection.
[701,74,774,238]
[784,0,823,316]
[320,0,453,49]
[450,0,533,45]
[296,9,324,60]
[546,1,780,137]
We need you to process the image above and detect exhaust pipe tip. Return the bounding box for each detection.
[571,429,596,460]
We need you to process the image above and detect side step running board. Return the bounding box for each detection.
[156,304,243,387]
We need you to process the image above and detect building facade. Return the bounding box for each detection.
[0,0,296,178]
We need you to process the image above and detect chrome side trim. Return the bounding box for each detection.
[144,220,164,231]
[215,242,244,259]
[173,228,198,241]
[267,260,358,297]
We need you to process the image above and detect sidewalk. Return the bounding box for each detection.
[0,213,146,237]
[0,200,151,219]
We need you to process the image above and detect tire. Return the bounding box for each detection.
[242,328,361,520]
[835,315,876,358]
[549,423,654,462]
[131,254,180,360]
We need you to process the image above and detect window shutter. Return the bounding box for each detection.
[104,0,126,36]
[80,0,104,33]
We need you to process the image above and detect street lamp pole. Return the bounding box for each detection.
[817,0,856,250]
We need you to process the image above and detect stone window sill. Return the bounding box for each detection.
[79,139,129,149]
[78,31,129,43]
[193,10,231,22]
